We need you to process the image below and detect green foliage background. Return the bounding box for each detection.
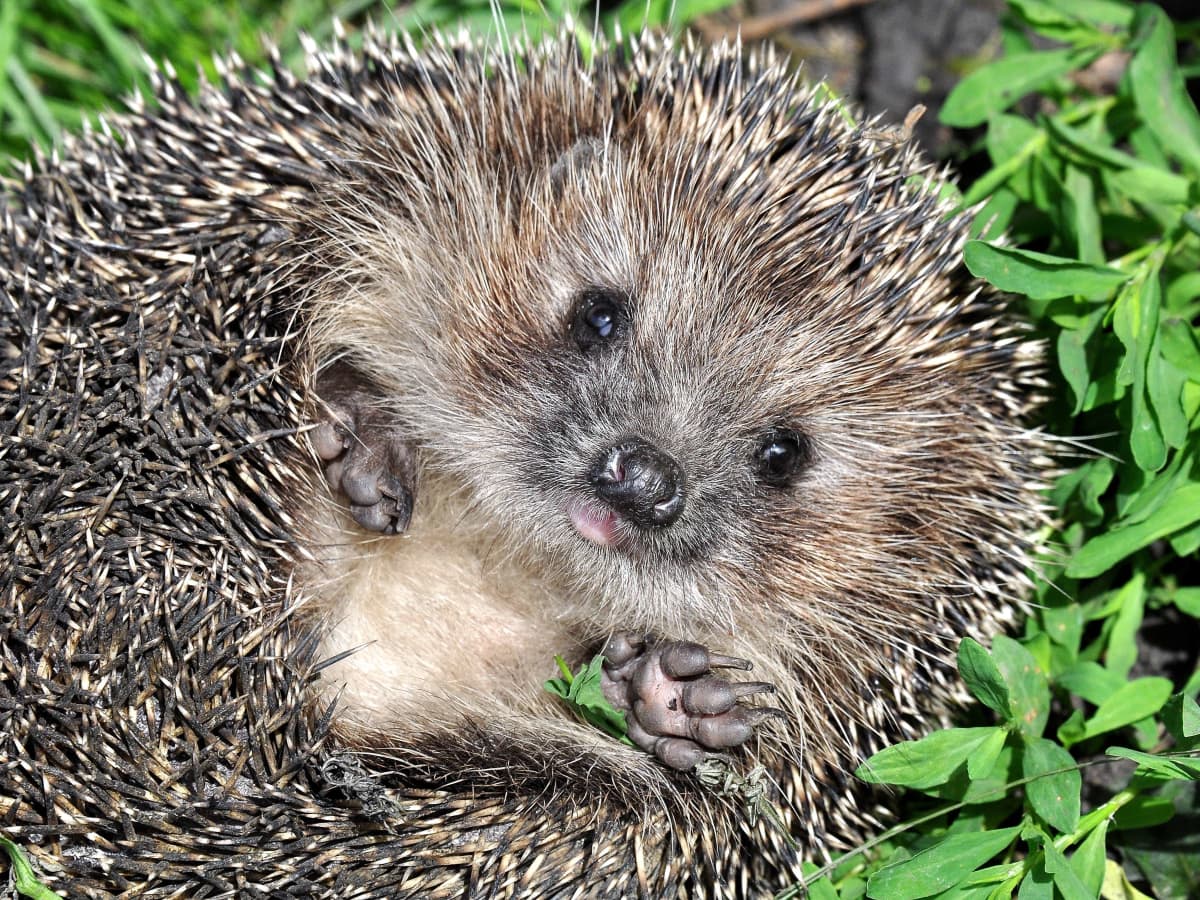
[2,0,1198,898]
[817,4,1200,898]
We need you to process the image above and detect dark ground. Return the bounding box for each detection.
[774,0,1007,156]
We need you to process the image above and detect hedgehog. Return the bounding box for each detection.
[0,26,1049,899]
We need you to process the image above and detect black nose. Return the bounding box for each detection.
[589,439,686,528]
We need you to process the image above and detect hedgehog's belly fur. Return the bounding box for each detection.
[312,477,577,731]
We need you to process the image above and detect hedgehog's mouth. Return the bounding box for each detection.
[566,500,622,548]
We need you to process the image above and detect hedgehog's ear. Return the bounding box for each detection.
[548,136,605,198]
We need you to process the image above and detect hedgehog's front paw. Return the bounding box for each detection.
[312,397,416,535]
[600,633,783,771]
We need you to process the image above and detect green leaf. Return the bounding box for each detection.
[1172,587,1200,618]
[968,728,1009,781]
[1069,820,1108,895]
[1107,747,1200,781]
[989,114,1041,161]
[942,49,1100,128]
[1112,269,1166,471]
[544,655,632,745]
[1117,448,1195,526]
[1108,166,1192,206]
[993,636,1050,739]
[1061,678,1174,746]
[799,863,841,900]
[1124,95,1172,157]
[1124,387,1166,473]
[1113,795,1177,829]
[667,0,736,23]
[1030,157,1091,261]
[1105,573,1146,679]
[963,743,1018,804]
[1052,458,1114,524]
[932,885,1000,900]
[1044,0,1131,26]
[1056,306,1107,414]
[1119,779,1200,895]
[0,837,63,900]
[1171,517,1200,558]
[1127,6,1200,173]
[1176,695,1200,737]
[1007,0,1108,44]
[1018,855,1054,900]
[866,827,1021,900]
[970,188,1021,239]
[958,638,1012,719]
[1057,710,1087,747]
[63,0,143,83]
[964,242,1126,300]
[1166,272,1200,309]
[1159,318,1200,377]
[1044,116,1139,171]
[1101,859,1156,900]
[1162,693,1200,746]
[1064,163,1103,263]
[0,0,23,111]
[6,58,60,143]
[1067,483,1200,576]
[856,727,1002,790]
[1147,343,1190,450]
[1043,839,1094,900]
[1041,603,1084,657]
[1022,737,1081,833]
[1057,661,1125,706]
[962,146,1044,207]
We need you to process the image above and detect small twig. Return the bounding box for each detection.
[726,0,878,43]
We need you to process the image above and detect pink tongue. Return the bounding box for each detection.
[568,503,620,547]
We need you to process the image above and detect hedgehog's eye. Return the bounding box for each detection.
[569,288,628,351]
[754,428,809,486]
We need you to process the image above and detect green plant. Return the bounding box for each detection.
[0,836,61,900]
[544,654,634,744]
[793,2,1200,898]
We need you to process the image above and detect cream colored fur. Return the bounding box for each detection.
[307,471,584,733]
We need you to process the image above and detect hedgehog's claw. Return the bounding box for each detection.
[600,633,781,771]
[313,384,416,536]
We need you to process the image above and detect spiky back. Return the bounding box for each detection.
[0,29,1046,898]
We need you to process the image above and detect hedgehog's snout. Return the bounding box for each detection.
[588,439,686,528]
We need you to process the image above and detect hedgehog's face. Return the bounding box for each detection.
[521,280,818,578]
[557,285,810,544]
[358,120,1030,639]
[438,275,819,633]
[400,142,879,633]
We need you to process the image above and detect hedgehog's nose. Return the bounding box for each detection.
[589,439,685,528]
